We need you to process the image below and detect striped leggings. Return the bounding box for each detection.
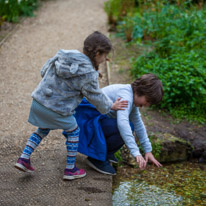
[21,127,80,169]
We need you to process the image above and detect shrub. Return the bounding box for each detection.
[105,0,206,122]
[0,0,39,22]
[104,0,136,25]
[131,51,206,121]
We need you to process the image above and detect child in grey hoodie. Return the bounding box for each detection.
[15,31,128,180]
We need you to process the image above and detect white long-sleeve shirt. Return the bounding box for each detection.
[102,84,152,157]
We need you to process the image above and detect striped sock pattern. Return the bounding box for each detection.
[20,128,50,159]
[63,127,80,169]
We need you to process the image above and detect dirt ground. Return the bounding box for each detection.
[0,0,112,205]
[0,0,110,159]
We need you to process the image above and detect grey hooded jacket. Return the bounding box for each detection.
[32,49,113,116]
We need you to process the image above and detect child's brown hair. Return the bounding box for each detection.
[83,31,112,70]
[131,73,164,105]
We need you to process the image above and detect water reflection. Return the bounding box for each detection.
[112,162,206,206]
[113,181,182,206]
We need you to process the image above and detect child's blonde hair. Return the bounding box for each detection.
[83,31,112,71]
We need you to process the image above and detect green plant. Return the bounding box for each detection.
[114,150,123,165]
[149,135,162,159]
[117,13,143,42]
[131,50,206,123]
[111,2,206,123]
[104,0,136,25]
[0,0,39,22]
[138,135,162,159]
[0,16,4,27]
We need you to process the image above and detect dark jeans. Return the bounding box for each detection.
[100,117,134,158]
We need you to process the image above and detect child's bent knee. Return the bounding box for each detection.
[62,126,80,138]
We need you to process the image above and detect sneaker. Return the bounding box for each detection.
[15,158,34,173]
[107,154,118,164]
[63,166,86,180]
[86,157,116,175]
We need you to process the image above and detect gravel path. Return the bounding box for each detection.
[0,0,112,205]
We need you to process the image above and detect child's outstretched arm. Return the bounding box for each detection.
[116,100,148,169]
[130,107,162,168]
[82,76,128,114]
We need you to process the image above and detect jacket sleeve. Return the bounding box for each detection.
[129,107,152,154]
[81,75,113,114]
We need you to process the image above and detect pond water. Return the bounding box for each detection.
[112,162,206,206]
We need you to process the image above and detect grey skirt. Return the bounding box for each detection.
[28,99,77,130]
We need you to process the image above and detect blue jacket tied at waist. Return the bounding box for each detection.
[75,98,107,161]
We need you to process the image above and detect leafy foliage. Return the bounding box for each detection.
[104,0,136,25]
[0,0,40,22]
[131,51,206,118]
[104,0,206,123]
[114,150,123,166]
[138,135,162,159]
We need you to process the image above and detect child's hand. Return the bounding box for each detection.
[145,152,162,168]
[111,98,128,110]
[136,155,147,169]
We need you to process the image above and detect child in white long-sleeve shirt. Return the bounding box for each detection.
[75,73,164,175]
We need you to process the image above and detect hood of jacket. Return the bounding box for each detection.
[41,49,95,78]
